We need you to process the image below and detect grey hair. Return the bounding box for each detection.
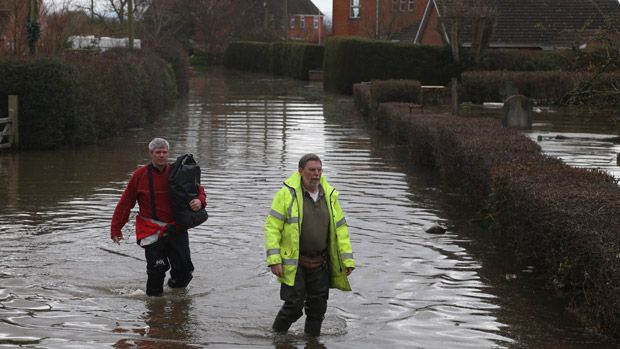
[298,153,322,169]
[148,138,169,151]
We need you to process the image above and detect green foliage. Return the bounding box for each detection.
[461,70,577,105]
[323,37,459,94]
[224,41,324,80]
[473,49,574,71]
[224,41,271,73]
[0,46,183,149]
[152,43,190,96]
[0,58,80,149]
[370,79,422,105]
[361,100,620,337]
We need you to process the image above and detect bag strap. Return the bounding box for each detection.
[147,164,159,221]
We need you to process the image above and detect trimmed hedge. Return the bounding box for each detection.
[461,70,620,106]
[0,48,185,149]
[323,37,458,94]
[224,41,324,80]
[474,49,574,71]
[353,79,422,121]
[355,91,620,337]
[0,58,80,149]
[461,70,575,105]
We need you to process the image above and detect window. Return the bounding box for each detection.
[394,0,414,12]
[300,16,305,29]
[290,17,295,29]
[350,0,361,19]
[314,16,320,29]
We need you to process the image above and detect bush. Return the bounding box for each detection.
[358,98,620,337]
[490,161,620,335]
[370,79,422,105]
[223,41,271,74]
[474,49,574,71]
[0,49,184,149]
[151,42,190,96]
[0,58,80,149]
[224,41,323,80]
[323,37,458,94]
[461,70,576,104]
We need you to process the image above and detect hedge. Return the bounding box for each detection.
[0,47,185,149]
[355,91,620,337]
[461,70,620,106]
[0,58,80,149]
[323,37,459,94]
[224,41,324,80]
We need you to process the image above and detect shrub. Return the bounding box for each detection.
[370,79,422,105]
[475,49,574,71]
[323,37,458,94]
[151,42,190,96]
[0,58,80,149]
[359,97,620,337]
[225,41,323,80]
[461,70,576,104]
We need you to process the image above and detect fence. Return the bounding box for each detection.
[0,95,18,149]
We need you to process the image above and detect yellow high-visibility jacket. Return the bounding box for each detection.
[265,172,355,291]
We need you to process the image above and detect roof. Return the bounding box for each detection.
[435,0,620,49]
[290,0,322,15]
[272,0,323,16]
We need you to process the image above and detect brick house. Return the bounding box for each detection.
[259,0,327,43]
[286,0,327,43]
[332,0,445,43]
[333,0,620,49]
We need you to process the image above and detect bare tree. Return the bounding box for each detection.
[440,0,496,64]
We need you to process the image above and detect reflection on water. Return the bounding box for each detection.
[0,68,616,348]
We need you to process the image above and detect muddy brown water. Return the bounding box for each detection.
[0,69,617,348]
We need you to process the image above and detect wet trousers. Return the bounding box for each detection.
[272,263,330,336]
[144,229,194,296]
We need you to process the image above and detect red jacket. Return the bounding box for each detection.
[110,163,206,239]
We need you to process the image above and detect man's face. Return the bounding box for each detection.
[299,160,322,191]
[150,147,169,168]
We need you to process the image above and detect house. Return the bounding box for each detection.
[286,0,326,43]
[332,0,445,43]
[333,0,620,49]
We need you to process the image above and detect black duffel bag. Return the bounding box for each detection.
[169,154,208,229]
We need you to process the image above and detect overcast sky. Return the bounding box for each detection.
[313,0,332,18]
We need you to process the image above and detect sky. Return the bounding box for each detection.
[312,0,332,18]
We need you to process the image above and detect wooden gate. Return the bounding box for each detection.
[0,95,18,149]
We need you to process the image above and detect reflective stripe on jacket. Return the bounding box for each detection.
[265,172,355,291]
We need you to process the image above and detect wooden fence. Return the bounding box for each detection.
[0,95,18,149]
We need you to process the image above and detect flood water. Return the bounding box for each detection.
[0,68,618,349]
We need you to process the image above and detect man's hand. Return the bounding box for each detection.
[112,235,123,245]
[189,198,202,211]
[346,267,354,276]
[270,264,283,277]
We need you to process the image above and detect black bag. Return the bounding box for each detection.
[169,154,208,229]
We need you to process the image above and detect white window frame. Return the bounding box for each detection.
[314,16,320,29]
[300,16,305,29]
[399,0,406,12]
[290,17,295,29]
[350,0,361,19]
[408,0,414,12]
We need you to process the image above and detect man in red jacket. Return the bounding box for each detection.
[111,138,207,296]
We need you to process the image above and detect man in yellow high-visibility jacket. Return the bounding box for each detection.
[265,153,355,337]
